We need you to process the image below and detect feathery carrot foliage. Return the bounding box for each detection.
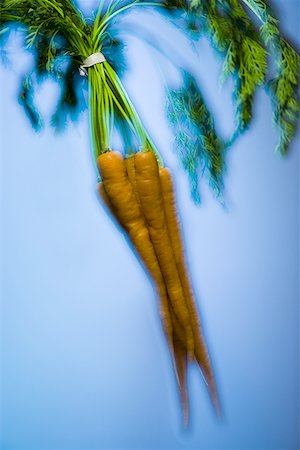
[162,0,299,172]
[241,0,300,154]
[166,71,224,203]
[0,0,299,197]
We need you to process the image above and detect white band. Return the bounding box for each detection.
[79,52,106,76]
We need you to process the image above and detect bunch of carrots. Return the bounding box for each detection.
[97,149,219,425]
[0,0,219,426]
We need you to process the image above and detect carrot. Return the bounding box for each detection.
[97,151,175,365]
[159,167,219,411]
[134,151,194,358]
[98,182,118,219]
[125,154,142,211]
[125,155,138,195]
[125,154,190,424]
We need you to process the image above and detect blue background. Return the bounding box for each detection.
[0,0,299,448]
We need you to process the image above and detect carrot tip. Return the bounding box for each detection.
[183,410,189,429]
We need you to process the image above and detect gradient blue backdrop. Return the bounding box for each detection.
[0,1,299,449]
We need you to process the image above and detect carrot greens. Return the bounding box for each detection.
[166,71,224,203]
[1,0,298,200]
[240,0,300,154]
[160,0,299,200]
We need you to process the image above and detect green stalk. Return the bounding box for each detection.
[92,1,163,51]
[104,63,163,163]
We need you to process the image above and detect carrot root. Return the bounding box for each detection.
[159,166,219,411]
[134,151,195,359]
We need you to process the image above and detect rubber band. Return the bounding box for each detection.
[79,52,106,76]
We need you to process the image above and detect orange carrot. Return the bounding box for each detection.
[125,155,138,196]
[97,151,175,364]
[134,151,194,358]
[125,154,190,423]
[98,182,119,221]
[159,167,219,411]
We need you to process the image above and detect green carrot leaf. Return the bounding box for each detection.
[166,71,225,203]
